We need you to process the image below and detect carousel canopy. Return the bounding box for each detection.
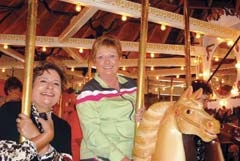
[0,0,239,96]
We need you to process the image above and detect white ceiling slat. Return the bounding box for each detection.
[120,58,198,67]
[0,34,205,56]
[0,56,198,74]
[0,47,25,63]
[62,47,85,62]
[53,58,198,68]
[146,67,197,77]
[59,6,98,41]
[0,55,24,69]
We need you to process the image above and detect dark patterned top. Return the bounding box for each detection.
[0,101,72,161]
[0,140,37,161]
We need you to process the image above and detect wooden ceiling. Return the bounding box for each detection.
[0,0,239,96]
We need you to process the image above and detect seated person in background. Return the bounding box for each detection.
[0,112,54,160]
[0,76,23,107]
[0,79,5,107]
[215,105,234,123]
[0,96,5,107]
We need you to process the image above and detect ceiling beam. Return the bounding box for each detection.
[0,47,25,63]
[59,6,98,41]
[62,47,85,62]
[0,34,205,56]
[0,56,198,69]
[61,0,240,39]
[0,55,199,76]
[120,58,198,67]
[146,67,197,77]
[58,58,199,68]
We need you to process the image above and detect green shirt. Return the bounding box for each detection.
[76,74,137,161]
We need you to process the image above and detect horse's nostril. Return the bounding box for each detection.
[207,121,214,127]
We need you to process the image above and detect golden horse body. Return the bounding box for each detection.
[133,87,221,161]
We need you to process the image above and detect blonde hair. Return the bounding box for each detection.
[91,35,122,60]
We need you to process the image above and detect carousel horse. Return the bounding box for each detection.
[133,87,221,161]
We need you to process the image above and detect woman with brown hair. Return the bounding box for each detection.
[0,62,72,161]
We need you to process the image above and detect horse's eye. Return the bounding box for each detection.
[186,109,192,114]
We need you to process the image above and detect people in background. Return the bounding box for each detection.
[0,61,72,161]
[0,112,54,160]
[0,96,5,107]
[0,79,5,107]
[0,76,23,107]
[76,35,144,161]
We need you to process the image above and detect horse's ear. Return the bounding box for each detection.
[181,86,193,99]
[191,88,203,99]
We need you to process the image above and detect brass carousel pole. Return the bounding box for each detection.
[184,0,191,87]
[20,0,38,142]
[87,56,92,80]
[170,77,173,101]
[134,0,149,133]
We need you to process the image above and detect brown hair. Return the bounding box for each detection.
[33,61,66,90]
[91,35,122,60]
[4,76,22,95]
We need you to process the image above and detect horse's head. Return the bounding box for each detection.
[174,86,220,142]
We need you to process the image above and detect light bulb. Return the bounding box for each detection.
[121,15,127,21]
[76,4,81,12]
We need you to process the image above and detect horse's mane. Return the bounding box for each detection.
[133,101,174,160]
